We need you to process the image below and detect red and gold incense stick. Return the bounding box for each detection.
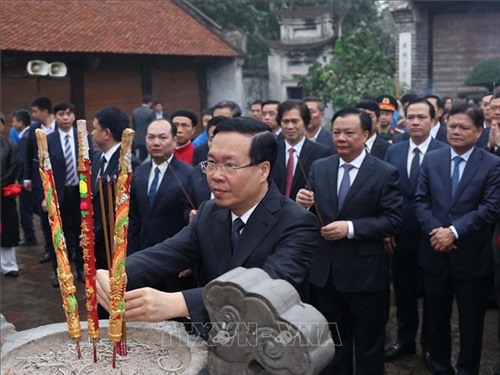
[36,129,82,358]
[108,129,135,367]
[76,120,99,362]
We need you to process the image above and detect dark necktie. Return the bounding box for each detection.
[149,167,160,207]
[409,147,421,190]
[338,164,354,208]
[451,156,463,197]
[285,148,295,198]
[64,134,77,186]
[231,218,245,252]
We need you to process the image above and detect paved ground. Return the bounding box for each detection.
[1,219,499,374]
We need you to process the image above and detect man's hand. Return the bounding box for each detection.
[488,120,500,149]
[296,188,314,209]
[178,268,192,278]
[23,180,32,192]
[321,221,348,241]
[41,199,48,212]
[383,236,397,255]
[189,209,197,223]
[429,227,457,252]
[96,269,111,312]
[125,289,188,322]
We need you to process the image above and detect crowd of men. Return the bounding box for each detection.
[1,91,500,375]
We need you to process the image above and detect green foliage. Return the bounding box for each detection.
[298,26,395,110]
[465,58,500,92]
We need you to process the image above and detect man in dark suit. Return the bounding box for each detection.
[192,116,227,167]
[131,94,154,162]
[355,99,390,160]
[304,97,334,150]
[383,99,448,361]
[96,117,320,336]
[91,106,138,271]
[25,97,56,264]
[270,99,332,201]
[297,108,403,375]
[414,104,500,375]
[261,100,283,140]
[46,102,89,286]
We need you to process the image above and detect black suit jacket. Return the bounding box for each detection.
[315,127,334,150]
[17,129,30,181]
[270,138,332,200]
[192,142,208,167]
[125,184,320,328]
[385,138,448,235]
[370,134,390,160]
[414,147,500,279]
[128,157,193,254]
[307,153,403,292]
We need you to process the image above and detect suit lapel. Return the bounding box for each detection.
[293,139,312,191]
[276,142,286,192]
[212,207,232,273]
[151,160,177,210]
[398,142,411,193]
[137,162,152,213]
[328,156,340,216]
[229,188,279,268]
[439,150,453,206]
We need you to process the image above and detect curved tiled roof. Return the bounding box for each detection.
[0,0,240,57]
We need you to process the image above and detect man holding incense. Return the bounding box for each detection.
[96,117,319,337]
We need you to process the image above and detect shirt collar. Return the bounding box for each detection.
[339,149,366,169]
[285,136,305,155]
[451,146,474,162]
[103,142,121,162]
[409,135,432,155]
[175,140,192,150]
[151,154,174,173]
[365,133,377,151]
[231,200,260,225]
[18,127,29,138]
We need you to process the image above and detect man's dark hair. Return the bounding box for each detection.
[171,109,198,127]
[201,107,213,117]
[401,93,419,106]
[147,118,177,138]
[424,94,444,109]
[142,95,153,104]
[261,100,280,109]
[207,116,227,134]
[250,100,262,107]
[303,96,325,112]
[212,100,242,118]
[355,100,381,118]
[276,99,311,128]
[331,107,372,134]
[153,99,163,106]
[406,98,436,119]
[482,92,494,101]
[12,109,31,127]
[213,117,277,170]
[31,97,52,113]
[448,104,484,129]
[53,101,76,114]
[95,107,129,142]
[493,92,500,99]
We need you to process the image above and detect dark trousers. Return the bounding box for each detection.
[19,189,37,242]
[393,234,428,349]
[423,269,489,375]
[50,187,83,272]
[314,279,389,375]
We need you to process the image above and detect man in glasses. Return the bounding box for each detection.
[96,116,319,338]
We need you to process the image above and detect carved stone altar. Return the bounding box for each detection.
[203,267,335,374]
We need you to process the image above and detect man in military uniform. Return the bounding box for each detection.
[376,95,404,143]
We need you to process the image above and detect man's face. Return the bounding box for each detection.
[378,110,394,130]
[12,118,24,131]
[153,103,163,113]
[305,101,323,130]
[91,118,107,150]
[202,114,212,130]
[333,114,369,162]
[172,116,195,146]
[426,98,442,123]
[281,108,306,146]
[406,103,433,142]
[447,113,482,154]
[146,120,175,162]
[490,98,500,122]
[213,107,233,118]
[480,94,493,122]
[250,104,262,120]
[55,109,75,131]
[31,106,46,123]
[359,109,378,134]
[262,104,279,132]
[207,131,268,216]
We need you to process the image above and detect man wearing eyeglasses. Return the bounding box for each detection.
[96,116,320,337]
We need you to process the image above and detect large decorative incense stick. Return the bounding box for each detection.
[108,129,135,367]
[76,120,99,362]
[36,129,82,359]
